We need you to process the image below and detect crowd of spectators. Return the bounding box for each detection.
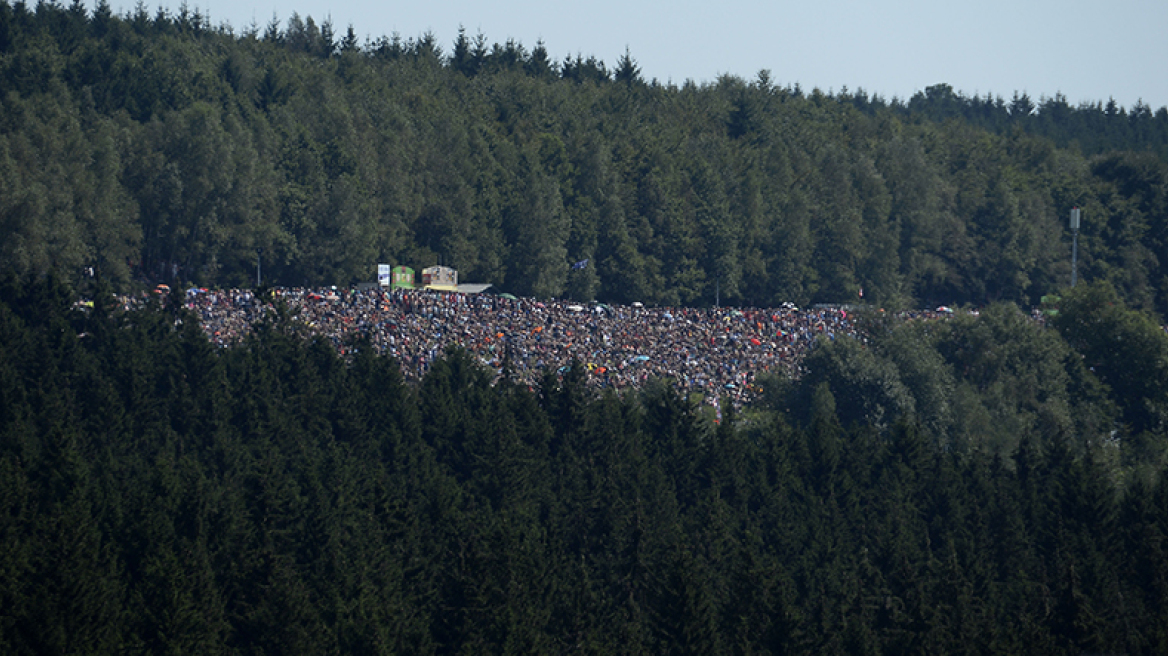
[182,287,863,407]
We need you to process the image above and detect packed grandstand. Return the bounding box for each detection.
[127,286,891,408]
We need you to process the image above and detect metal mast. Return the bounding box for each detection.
[1070,208,1080,287]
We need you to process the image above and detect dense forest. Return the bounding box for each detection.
[5,3,1168,653]
[2,0,1168,316]
[2,268,1168,654]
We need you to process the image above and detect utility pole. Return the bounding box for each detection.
[256,247,263,288]
[1069,207,1080,287]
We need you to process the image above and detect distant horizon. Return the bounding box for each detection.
[89,0,1168,113]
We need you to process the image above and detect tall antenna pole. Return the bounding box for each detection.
[1069,207,1080,287]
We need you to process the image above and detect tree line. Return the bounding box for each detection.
[2,1,1167,316]
[2,269,1167,654]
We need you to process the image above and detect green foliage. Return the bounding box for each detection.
[3,3,1168,649]
[0,272,1166,653]
[783,303,1119,461]
[0,1,1166,307]
[797,336,915,432]
[1051,281,1168,461]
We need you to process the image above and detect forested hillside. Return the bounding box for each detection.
[7,4,1168,653]
[3,270,1168,654]
[2,1,1167,315]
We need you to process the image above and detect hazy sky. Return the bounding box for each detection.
[113,0,1167,111]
